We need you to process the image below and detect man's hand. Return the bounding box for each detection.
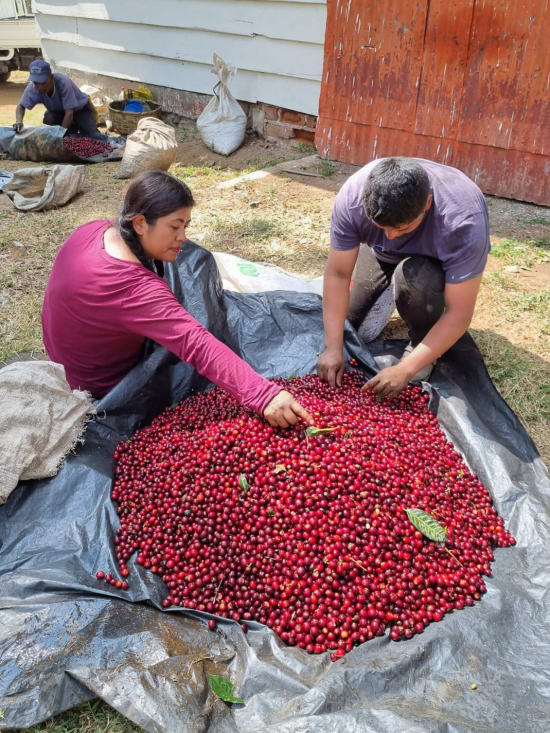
[263,390,314,428]
[362,363,411,400]
[317,347,345,387]
[12,122,23,134]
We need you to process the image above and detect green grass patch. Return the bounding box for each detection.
[521,217,550,226]
[170,163,236,185]
[209,215,283,246]
[504,289,550,332]
[490,237,550,267]
[473,329,550,465]
[293,142,316,154]
[319,159,335,177]
[24,699,141,732]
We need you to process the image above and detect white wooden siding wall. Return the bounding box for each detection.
[33,0,327,115]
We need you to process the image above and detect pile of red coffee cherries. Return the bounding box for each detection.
[62,136,114,158]
[109,371,515,659]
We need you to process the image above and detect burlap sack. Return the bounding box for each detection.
[0,361,95,502]
[3,164,86,212]
[117,117,177,179]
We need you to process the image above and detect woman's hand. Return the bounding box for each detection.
[263,390,314,428]
[361,363,410,400]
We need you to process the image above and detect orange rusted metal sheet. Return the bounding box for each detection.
[316,0,550,204]
[458,0,550,155]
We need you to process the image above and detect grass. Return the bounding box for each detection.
[490,236,550,267]
[319,158,335,177]
[209,215,283,244]
[473,329,550,454]
[20,699,142,732]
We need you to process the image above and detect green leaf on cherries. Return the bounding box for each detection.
[239,474,249,492]
[267,508,275,516]
[304,426,338,438]
[405,508,447,543]
[209,673,244,704]
[274,464,287,474]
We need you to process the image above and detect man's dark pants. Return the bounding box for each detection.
[43,102,106,140]
[348,246,446,346]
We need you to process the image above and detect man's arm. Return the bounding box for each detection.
[13,104,26,133]
[365,274,483,398]
[61,109,74,129]
[317,247,359,387]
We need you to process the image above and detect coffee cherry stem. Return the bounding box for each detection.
[444,547,463,567]
[349,556,369,574]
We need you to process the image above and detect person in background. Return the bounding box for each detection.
[317,156,490,399]
[12,59,106,139]
[42,170,312,429]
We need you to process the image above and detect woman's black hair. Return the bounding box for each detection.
[362,157,431,227]
[118,170,195,276]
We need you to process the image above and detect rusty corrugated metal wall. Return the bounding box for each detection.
[315,0,550,205]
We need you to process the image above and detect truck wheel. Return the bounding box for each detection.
[0,71,10,83]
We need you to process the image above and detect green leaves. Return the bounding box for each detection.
[239,474,249,492]
[304,426,338,438]
[405,508,447,543]
[209,673,244,704]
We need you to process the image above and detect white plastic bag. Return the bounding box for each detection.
[213,252,323,295]
[117,117,177,179]
[197,54,247,156]
[2,164,86,212]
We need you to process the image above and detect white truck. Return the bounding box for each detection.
[0,0,41,82]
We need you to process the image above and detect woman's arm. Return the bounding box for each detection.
[121,276,312,426]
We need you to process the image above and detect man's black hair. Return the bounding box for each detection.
[362,157,431,227]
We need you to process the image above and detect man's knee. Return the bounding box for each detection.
[393,256,445,326]
[393,256,445,298]
[43,110,61,126]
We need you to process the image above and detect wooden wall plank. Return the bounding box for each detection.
[34,0,327,44]
[42,38,322,114]
[37,14,323,80]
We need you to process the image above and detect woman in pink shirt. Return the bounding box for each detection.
[42,171,312,428]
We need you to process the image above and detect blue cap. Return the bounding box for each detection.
[29,59,52,83]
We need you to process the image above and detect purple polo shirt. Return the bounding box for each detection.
[330,158,490,283]
[20,72,89,113]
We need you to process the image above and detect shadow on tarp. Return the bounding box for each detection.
[1,242,550,733]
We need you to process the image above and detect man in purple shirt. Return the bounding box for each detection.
[12,59,105,139]
[317,157,490,398]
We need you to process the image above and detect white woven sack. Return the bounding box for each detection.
[117,117,177,179]
[197,54,247,156]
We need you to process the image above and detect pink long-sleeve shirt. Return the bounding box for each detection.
[42,220,281,412]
